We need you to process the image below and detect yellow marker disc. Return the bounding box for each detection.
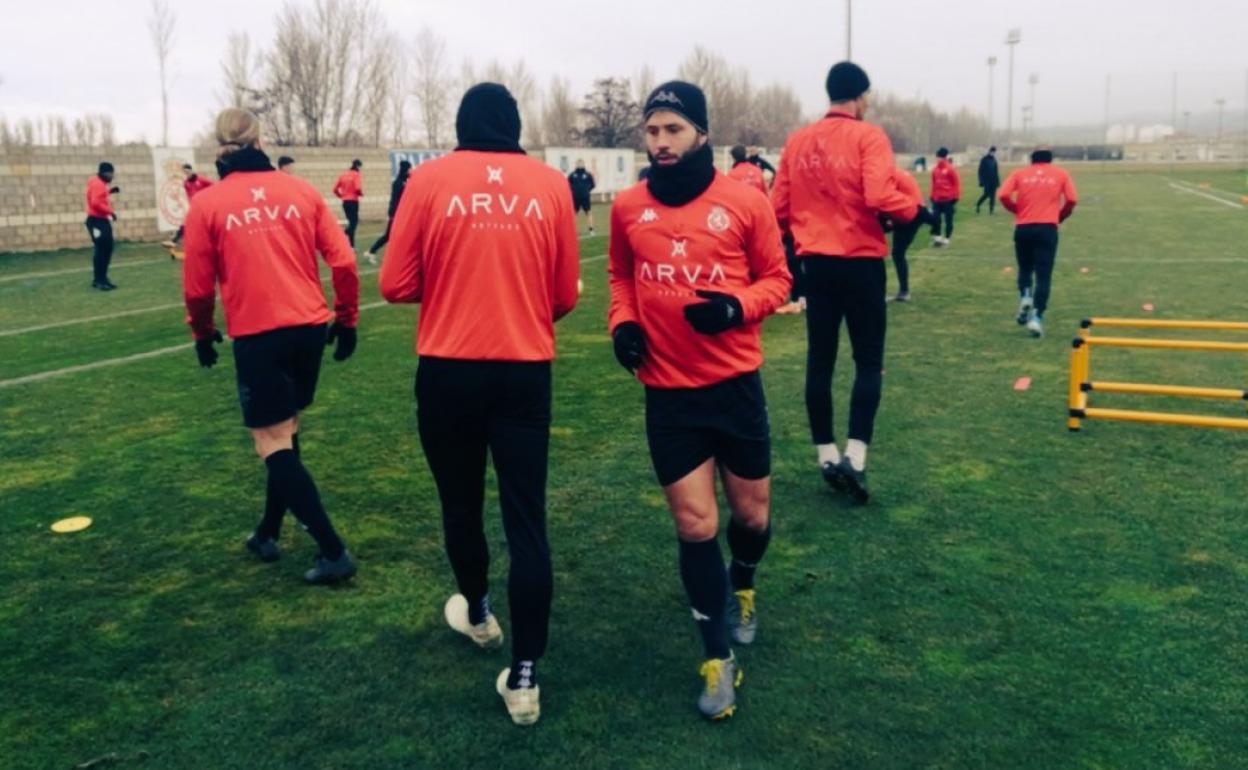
[51,516,93,534]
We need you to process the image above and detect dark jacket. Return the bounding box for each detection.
[978,154,1000,188]
[568,169,595,198]
[387,171,410,217]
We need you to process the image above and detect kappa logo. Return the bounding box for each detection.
[652,90,684,107]
[486,166,504,185]
[250,187,267,202]
[706,206,730,233]
[670,238,688,258]
[638,208,659,224]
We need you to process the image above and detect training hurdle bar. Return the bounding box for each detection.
[1068,317,1248,431]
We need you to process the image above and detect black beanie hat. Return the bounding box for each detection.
[456,82,523,153]
[825,61,870,102]
[98,162,114,174]
[644,81,708,134]
[937,147,949,158]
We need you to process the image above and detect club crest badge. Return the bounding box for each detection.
[706,206,730,233]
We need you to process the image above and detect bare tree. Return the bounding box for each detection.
[412,27,451,147]
[388,43,409,145]
[578,77,639,148]
[148,0,176,146]
[541,76,579,147]
[220,32,259,109]
[634,65,656,106]
[748,84,804,147]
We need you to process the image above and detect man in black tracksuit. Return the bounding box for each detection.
[976,146,1000,214]
[568,160,596,235]
[363,160,412,266]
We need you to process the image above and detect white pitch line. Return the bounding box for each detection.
[0,258,169,284]
[1168,182,1245,210]
[0,257,605,388]
[0,267,383,339]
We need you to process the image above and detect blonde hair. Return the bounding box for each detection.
[215,108,261,159]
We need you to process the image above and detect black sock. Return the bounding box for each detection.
[468,594,491,625]
[678,538,730,660]
[727,519,772,591]
[507,659,538,690]
[256,434,299,541]
[264,449,345,560]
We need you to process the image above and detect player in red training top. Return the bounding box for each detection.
[182,108,360,586]
[381,83,580,727]
[333,159,363,248]
[998,145,1078,338]
[608,81,790,721]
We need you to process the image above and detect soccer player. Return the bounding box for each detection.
[333,159,363,248]
[567,159,596,235]
[998,145,1078,338]
[727,144,768,196]
[885,169,934,302]
[84,161,120,291]
[976,146,1000,214]
[277,155,296,174]
[362,160,411,266]
[609,81,791,720]
[772,61,922,503]
[182,108,360,585]
[165,163,214,249]
[381,83,580,727]
[746,146,776,177]
[928,147,960,246]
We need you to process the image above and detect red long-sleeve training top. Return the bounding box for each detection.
[333,170,363,202]
[727,161,768,196]
[771,110,916,259]
[929,158,962,202]
[608,173,791,390]
[184,174,214,201]
[182,169,359,340]
[379,150,580,362]
[999,163,1079,225]
[85,176,113,219]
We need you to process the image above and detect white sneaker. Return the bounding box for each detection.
[364,252,377,266]
[930,235,942,248]
[1026,316,1044,338]
[1015,294,1034,325]
[496,668,541,726]
[444,593,504,649]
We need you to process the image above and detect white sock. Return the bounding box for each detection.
[816,443,841,467]
[845,440,868,471]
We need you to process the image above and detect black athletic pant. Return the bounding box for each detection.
[976,186,998,213]
[930,201,955,238]
[803,257,887,445]
[890,219,922,294]
[416,357,553,662]
[342,201,360,247]
[368,217,393,255]
[85,217,113,283]
[1014,224,1059,315]
[783,232,804,300]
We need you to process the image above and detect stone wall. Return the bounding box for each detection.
[0,145,397,254]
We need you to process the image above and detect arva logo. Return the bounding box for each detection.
[224,204,303,230]
[445,194,545,220]
[639,261,727,285]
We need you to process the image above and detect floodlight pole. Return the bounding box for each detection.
[1028,73,1039,138]
[1005,29,1021,161]
[846,0,852,60]
[987,56,998,142]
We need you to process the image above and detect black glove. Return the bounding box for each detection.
[877,213,895,233]
[110,213,118,222]
[326,322,357,361]
[612,321,646,373]
[683,290,744,335]
[109,186,121,194]
[195,330,223,368]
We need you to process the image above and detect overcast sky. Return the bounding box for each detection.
[1,0,1245,145]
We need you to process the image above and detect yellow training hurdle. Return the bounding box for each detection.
[1068,317,1248,431]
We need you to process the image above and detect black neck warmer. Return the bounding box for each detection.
[456,83,525,154]
[1031,150,1053,164]
[646,142,716,207]
[216,146,275,179]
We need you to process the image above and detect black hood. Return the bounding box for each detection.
[455,83,524,154]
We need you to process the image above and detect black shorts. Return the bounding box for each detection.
[232,324,327,428]
[644,371,771,487]
[573,194,592,213]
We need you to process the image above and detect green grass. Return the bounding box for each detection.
[3,174,1248,769]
